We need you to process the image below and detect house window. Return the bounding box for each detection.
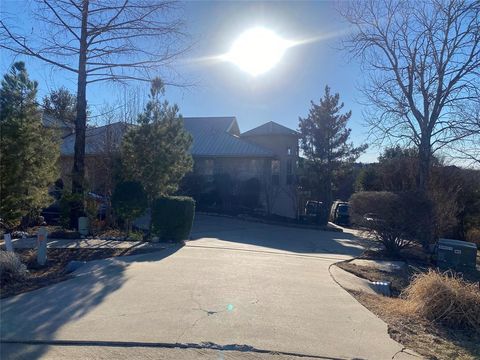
[287,147,292,156]
[271,160,280,186]
[286,159,294,185]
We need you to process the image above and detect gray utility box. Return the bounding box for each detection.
[435,238,477,270]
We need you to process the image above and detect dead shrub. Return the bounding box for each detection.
[0,250,28,286]
[402,270,480,333]
[349,191,432,254]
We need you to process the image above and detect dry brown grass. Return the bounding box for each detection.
[340,263,480,359]
[355,292,480,360]
[336,261,411,296]
[401,270,480,334]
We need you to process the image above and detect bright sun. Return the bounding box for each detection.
[225,27,291,76]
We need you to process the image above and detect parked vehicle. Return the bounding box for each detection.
[41,192,109,225]
[330,201,350,225]
[362,212,381,224]
[300,200,328,224]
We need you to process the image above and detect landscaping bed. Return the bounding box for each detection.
[336,249,480,360]
[1,247,161,299]
[354,291,479,360]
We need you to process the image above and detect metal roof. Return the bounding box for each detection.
[183,117,274,157]
[182,117,239,135]
[242,121,299,137]
[61,122,130,156]
[59,117,274,158]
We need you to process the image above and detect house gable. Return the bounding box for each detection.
[241,121,298,137]
[182,117,273,157]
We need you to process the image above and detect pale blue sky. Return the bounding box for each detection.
[0,0,380,162]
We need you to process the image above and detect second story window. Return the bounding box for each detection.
[287,147,292,156]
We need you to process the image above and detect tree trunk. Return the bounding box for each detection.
[418,137,431,192]
[70,0,89,226]
[418,134,434,249]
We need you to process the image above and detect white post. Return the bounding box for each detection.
[4,233,13,252]
[37,227,48,266]
[78,216,89,236]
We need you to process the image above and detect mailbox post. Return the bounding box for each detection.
[37,227,48,266]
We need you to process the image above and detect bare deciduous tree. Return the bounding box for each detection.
[339,0,480,189]
[1,0,189,198]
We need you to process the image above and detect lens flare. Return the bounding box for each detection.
[223,27,292,76]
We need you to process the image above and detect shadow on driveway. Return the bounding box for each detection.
[0,246,181,359]
[1,215,372,359]
[189,214,371,258]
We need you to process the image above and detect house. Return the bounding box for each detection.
[55,116,300,218]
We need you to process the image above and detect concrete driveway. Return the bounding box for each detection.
[1,215,416,359]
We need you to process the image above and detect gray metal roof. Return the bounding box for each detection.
[242,121,299,137]
[61,122,130,156]
[182,117,239,135]
[183,117,273,157]
[59,117,274,158]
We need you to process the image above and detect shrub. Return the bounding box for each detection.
[0,250,28,286]
[239,177,261,210]
[126,230,144,241]
[151,196,195,242]
[349,191,432,254]
[178,173,216,211]
[465,228,480,247]
[402,270,480,333]
[59,192,84,229]
[85,196,99,222]
[212,173,235,211]
[111,181,148,232]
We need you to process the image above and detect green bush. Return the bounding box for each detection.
[59,192,84,229]
[151,196,195,242]
[111,181,148,232]
[239,177,261,210]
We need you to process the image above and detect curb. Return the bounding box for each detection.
[328,262,378,295]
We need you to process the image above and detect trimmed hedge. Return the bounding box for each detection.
[151,196,195,242]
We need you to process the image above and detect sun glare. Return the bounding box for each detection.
[224,27,291,76]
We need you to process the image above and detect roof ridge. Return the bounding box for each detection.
[241,121,298,136]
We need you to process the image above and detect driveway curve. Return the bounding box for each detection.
[1,215,417,359]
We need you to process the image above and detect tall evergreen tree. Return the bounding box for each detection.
[0,62,59,228]
[121,78,192,202]
[299,85,367,207]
